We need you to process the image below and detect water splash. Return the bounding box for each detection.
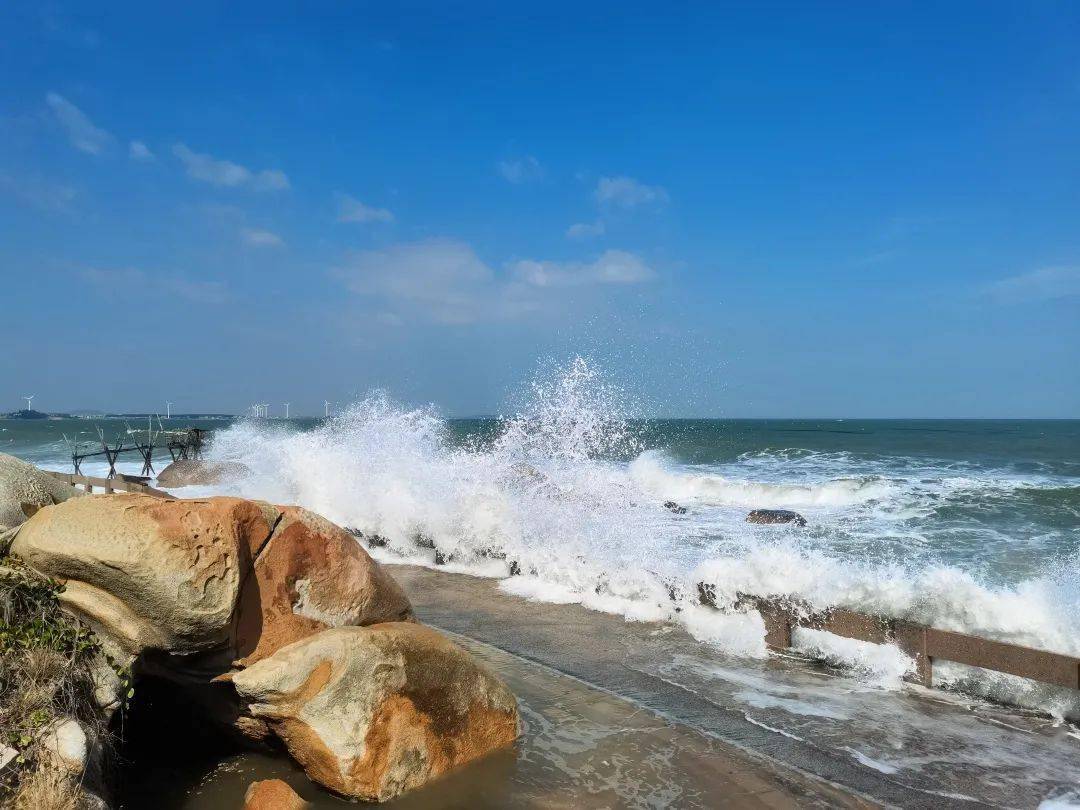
[198,357,1080,714]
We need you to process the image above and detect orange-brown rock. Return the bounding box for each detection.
[232,623,519,802]
[235,506,413,666]
[10,495,412,664]
[243,779,309,809]
[11,494,278,657]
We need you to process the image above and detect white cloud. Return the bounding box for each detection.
[566,221,606,240]
[172,143,289,191]
[985,267,1080,303]
[498,155,545,184]
[129,140,154,161]
[241,228,284,248]
[333,240,655,325]
[594,175,668,209]
[81,267,228,304]
[251,169,290,192]
[0,172,77,213]
[510,250,655,288]
[333,239,495,325]
[45,92,111,155]
[337,194,395,224]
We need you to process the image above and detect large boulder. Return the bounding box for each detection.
[156,459,249,488]
[232,624,520,802]
[11,495,413,664]
[235,506,415,666]
[0,452,82,532]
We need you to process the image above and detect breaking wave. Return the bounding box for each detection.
[195,357,1080,717]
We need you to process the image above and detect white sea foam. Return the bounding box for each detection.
[187,357,1080,717]
[791,627,913,690]
[630,452,893,508]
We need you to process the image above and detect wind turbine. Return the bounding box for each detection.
[22,395,34,411]
[165,401,173,419]
[283,403,290,419]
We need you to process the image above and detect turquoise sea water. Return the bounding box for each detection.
[8,414,1077,587]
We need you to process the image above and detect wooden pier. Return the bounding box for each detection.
[65,423,206,479]
[45,470,175,499]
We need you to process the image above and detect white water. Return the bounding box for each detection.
[153,358,1079,718]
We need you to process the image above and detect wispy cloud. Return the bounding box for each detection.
[241,228,284,248]
[511,250,655,287]
[984,267,1080,304]
[336,194,395,224]
[498,155,545,184]
[81,267,229,304]
[0,172,78,213]
[45,93,111,155]
[332,239,499,325]
[594,175,668,209]
[566,221,606,240]
[332,239,656,325]
[129,140,154,161]
[173,143,289,191]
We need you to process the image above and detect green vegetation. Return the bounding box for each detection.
[0,556,125,808]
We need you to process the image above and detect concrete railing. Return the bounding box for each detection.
[45,471,175,500]
[711,589,1080,690]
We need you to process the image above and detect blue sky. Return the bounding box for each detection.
[1,1,1078,417]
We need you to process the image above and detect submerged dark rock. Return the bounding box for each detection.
[746,509,807,527]
[664,501,687,515]
[697,582,717,608]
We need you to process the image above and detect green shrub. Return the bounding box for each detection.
[0,557,125,803]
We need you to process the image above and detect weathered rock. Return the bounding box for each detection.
[12,494,278,659]
[232,623,519,802]
[663,500,687,514]
[156,459,249,488]
[244,779,309,809]
[11,495,412,666]
[746,508,807,527]
[37,717,110,808]
[0,452,82,532]
[235,506,414,666]
[38,718,89,775]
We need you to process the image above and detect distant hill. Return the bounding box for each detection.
[3,409,50,420]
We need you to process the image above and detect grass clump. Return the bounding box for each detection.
[0,555,122,807]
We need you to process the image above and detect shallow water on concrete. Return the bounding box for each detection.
[118,565,1080,809]
[119,631,858,809]
[392,566,1080,809]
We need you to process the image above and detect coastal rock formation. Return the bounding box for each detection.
[11,495,413,663]
[232,623,520,802]
[746,508,807,527]
[155,459,250,488]
[243,779,309,809]
[0,451,82,532]
[6,490,517,804]
[235,505,414,666]
[12,494,278,658]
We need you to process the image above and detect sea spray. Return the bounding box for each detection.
[198,358,1080,714]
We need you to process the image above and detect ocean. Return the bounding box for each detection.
[5,361,1080,803]
[5,362,1079,696]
